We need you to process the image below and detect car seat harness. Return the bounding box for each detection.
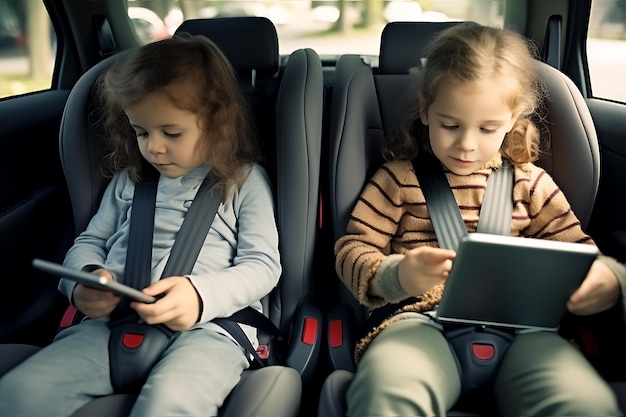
[107,169,280,393]
[367,151,515,409]
[414,151,515,408]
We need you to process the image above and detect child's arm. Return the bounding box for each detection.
[567,255,626,316]
[59,171,133,302]
[334,161,423,308]
[521,165,593,244]
[162,165,281,326]
[368,246,455,303]
[522,165,626,317]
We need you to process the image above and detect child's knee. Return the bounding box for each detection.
[563,382,620,416]
[0,370,39,414]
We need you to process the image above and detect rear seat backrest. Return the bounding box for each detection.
[328,21,460,245]
[175,17,325,342]
[326,23,465,351]
[377,21,460,136]
[175,17,281,183]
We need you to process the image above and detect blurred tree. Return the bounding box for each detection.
[333,0,384,31]
[26,0,52,79]
[361,0,383,28]
[334,0,350,32]
[178,0,203,19]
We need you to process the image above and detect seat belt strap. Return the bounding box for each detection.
[111,171,219,321]
[161,176,280,367]
[160,179,222,278]
[414,152,467,251]
[412,152,513,251]
[116,170,279,367]
[212,318,267,365]
[110,173,158,321]
[476,159,514,235]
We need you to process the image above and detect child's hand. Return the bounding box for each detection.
[567,259,620,316]
[131,276,201,331]
[72,268,120,318]
[397,246,456,297]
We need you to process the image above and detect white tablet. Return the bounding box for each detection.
[32,258,157,304]
[434,233,599,331]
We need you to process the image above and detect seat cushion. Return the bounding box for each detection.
[0,344,42,376]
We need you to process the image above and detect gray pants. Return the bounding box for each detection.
[347,317,620,416]
[0,319,250,417]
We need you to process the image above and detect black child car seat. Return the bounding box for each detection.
[0,16,324,417]
[318,21,625,416]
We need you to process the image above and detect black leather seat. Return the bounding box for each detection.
[319,21,607,416]
[0,16,324,417]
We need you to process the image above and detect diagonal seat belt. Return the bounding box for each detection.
[113,170,279,367]
[412,152,515,404]
[111,171,223,320]
[110,173,158,321]
[412,151,513,250]
[366,153,514,329]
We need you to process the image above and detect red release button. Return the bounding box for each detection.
[301,317,318,346]
[329,319,343,348]
[472,343,495,361]
[122,333,144,349]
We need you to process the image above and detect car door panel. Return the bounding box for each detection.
[0,90,74,345]
[587,98,626,263]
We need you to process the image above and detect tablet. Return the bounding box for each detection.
[434,233,599,331]
[32,258,157,304]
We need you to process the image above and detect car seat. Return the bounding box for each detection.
[0,16,324,417]
[318,21,610,416]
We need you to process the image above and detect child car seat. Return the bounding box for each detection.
[318,21,611,416]
[0,16,324,417]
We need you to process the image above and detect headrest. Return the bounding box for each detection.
[379,21,460,74]
[175,17,279,79]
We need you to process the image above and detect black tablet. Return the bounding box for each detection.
[32,258,157,304]
[435,233,599,331]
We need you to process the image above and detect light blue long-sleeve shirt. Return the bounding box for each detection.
[60,163,281,346]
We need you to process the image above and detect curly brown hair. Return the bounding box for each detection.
[95,33,262,195]
[384,22,547,165]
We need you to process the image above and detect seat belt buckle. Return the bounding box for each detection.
[109,321,174,393]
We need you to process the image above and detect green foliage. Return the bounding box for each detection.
[0,74,50,99]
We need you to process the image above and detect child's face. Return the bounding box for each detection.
[420,80,516,175]
[125,91,205,178]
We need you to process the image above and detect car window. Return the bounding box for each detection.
[2,1,623,103]
[0,0,54,99]
[128,0,504,56]
[587,0,626,103]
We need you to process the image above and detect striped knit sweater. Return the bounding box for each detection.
[334,154,605,361]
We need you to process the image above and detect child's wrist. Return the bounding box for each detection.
[371,254,408,303]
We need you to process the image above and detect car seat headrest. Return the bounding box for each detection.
[379,21,460,74]
[175,16,279,81]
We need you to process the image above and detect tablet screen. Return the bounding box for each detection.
[435,233,598,330]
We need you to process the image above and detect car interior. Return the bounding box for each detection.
[0,0,625,416]
[3,13,326,417]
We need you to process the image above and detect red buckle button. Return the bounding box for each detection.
[122,333,144,349]
[301,317,318,346]
[472,343,495,361]
[329,319,343,348]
